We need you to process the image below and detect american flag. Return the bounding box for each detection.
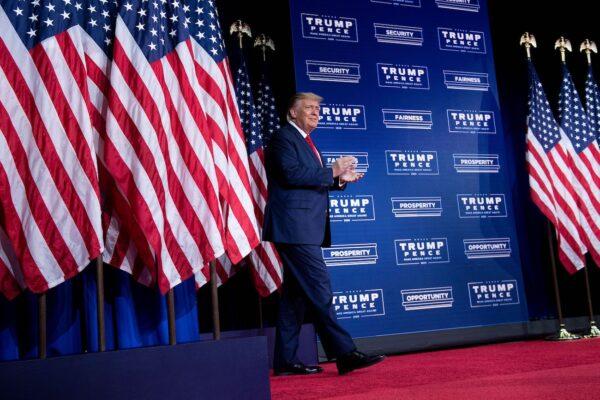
[584,65,600,145]
[92,0,234,292]
[231,52,282,296]
[255,62,280,148]
[0,3,105,296]
[558,64,600,266]
[189,0,261,288]
[526,61,586,272]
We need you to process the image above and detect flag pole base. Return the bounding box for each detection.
[583,322,600,338]
[545,326,582,341]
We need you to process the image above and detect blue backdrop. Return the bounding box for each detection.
[289,0,530,338]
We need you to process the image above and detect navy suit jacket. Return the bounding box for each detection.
[263,123,344,247]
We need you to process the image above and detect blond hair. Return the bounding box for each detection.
[287,92,324,121]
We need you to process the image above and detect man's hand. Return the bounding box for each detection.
[332,156,357,178]
[340,171,364,183]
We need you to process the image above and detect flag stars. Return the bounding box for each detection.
[88,5,96,13]
[136,21,145,30]
[14,7,24,16]
[148,42,157,50]
[43,17,54,26]
[28,13,38,21]
[124,2,133,11]
[74,2,82,10]
[45,3,55,11]
[26,28,37,37]
[61,10,70,19]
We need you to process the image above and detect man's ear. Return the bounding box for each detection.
[289,108,297,119]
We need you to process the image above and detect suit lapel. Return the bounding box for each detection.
[285,123,322,167]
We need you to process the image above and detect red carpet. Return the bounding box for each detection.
[270,339,600,399]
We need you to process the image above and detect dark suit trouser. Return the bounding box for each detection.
[274,243,356,368]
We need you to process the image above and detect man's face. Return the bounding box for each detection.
[291,98,320,134]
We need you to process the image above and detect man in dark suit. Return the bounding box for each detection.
[264,92,385,376]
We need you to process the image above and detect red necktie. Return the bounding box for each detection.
[305,135,322,166]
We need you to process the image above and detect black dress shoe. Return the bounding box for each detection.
[274,363,324,376]
[336,351,385,375]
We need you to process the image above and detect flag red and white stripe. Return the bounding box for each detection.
[85,15,226,293]
[557,65,600,266]
[0,10,104,296]
[526,62,586,273]
[230,54,282,295]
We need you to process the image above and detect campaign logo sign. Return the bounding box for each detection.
[333,289,385,319]
[468,280,519,307]
[377,63,429,90]
[373,24,423,46]
[447,110,496,134]
[391,197,442,217]
[385,150,439,175]
[319,104,366,130]
[464,238,512,259]
[453,154,500,173]
[436,0,480,12]
[306,60,361,83]
[323,152,369,173]
[301,14,358,42]
[438,28,486,53]
[443,70,489,91]
[322,243,378,266]
[382,109,433,129]
[395,238,450,265]
[329,194,375,222]
[401,287,454,311]
[457,194,507,218]
[371,0,421,7]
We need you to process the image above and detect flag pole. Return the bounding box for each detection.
[253,33,275,332]
[579,39,600,338]
[545,221,580,340]
[254,34,275,64]
[520,33,579,341]
[167,289,176,345]
[95,257,106,351]
[160,190,175,346]
[220,19,254,340]
[546,36,582,341]
[582,265,600,337]
[38,293,47,359]
[209,260,221,340]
